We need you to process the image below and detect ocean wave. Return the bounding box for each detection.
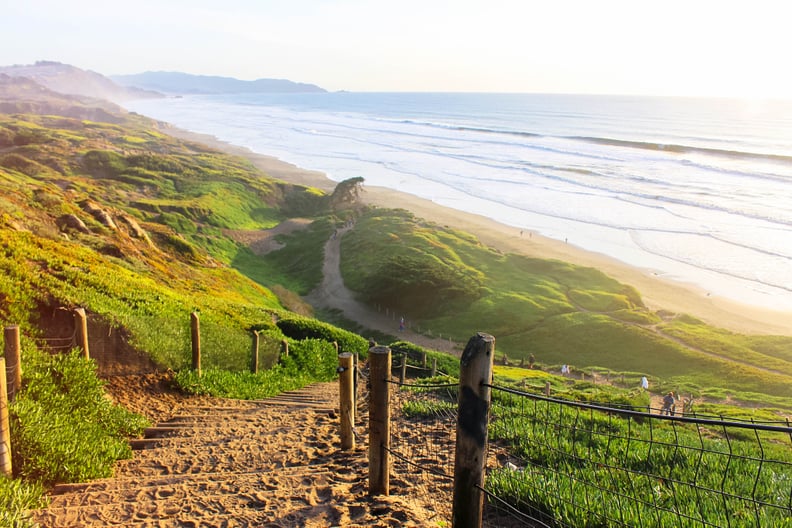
[570,135,792,165]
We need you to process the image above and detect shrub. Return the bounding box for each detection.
[276,316,369,356]
[10,348,149,485]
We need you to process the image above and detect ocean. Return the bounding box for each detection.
[124,93,792,312]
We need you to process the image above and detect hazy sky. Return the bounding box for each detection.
[3,0,790,97]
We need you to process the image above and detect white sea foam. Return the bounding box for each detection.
[124,93,792,311]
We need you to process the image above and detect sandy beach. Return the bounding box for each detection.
[165,126,792,337]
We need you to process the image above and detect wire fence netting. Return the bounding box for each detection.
[484,384,792,528]
[362,354,792,527]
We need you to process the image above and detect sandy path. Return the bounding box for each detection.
[305,225,459,354]
[30,376,444,527]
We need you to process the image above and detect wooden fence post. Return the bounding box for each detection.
[545,381,551,397]
[0,358,11,477]
[369,345,391,495]
[190,312,201,376]
[354,353,359,408]
[431,357,437,377]
[339,353,355,450]
[452,333,495,528]
[251,330,260,374]
[3,325,21,402]
[400,354,407,384]
[281,339,289,358]
[73,308,90,359]
[422,351,427,369]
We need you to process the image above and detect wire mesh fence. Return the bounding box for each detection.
[483,384,792,528]
[364,342,792,527]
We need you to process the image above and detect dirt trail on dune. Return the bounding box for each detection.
[305,225,459,354]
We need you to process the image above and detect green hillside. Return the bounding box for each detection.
[333,208,792,406]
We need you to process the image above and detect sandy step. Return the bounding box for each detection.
[31,469,355,528]
[43,467,334,508]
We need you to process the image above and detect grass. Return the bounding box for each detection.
[1,346,150,527]
[487,388,792,527]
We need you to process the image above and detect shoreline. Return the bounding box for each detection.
[164,125,792,337]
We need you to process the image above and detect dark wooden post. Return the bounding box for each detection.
[251,330,260,374]
[0,358,11,477]
[431,357,437,377]
[339,353,355,450]
[73,308,89,359]
[452,333,495,528]
[190,312,201,376]
[369,345,391,495]
[3,325,21,402]
[400,354,407,384]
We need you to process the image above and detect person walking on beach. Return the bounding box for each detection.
[661,391,676,416]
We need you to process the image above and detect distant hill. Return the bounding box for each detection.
[0,61,162,103]
[0,73,126,123]
[110,71,327,95]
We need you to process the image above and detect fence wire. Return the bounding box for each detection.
[483,384,792,528]
[383,355,458,523]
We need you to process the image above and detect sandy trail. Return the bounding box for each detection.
[305,225,459,354]
[30,375,446,527]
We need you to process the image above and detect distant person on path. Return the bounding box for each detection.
[661,391,676,416]
[641,376,649,390]
[561,364,569,375]
[399,317,405,332]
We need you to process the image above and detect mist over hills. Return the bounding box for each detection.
[0,61,161,103]
[111,71,327,95]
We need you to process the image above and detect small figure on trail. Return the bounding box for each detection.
[641,376,649,390]
[561,364,570,375]
[528,353,536,369]
[661,391,676,416]
[399,317,405,332]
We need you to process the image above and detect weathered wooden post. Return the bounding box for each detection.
[190,312,201,376]
[251,330,260,374]
[333,341,339,355]
[0,358,11,477]
[422,351,427,369]
[73,308,90,359]
[400,354,407,384]
[544,381,551,397]
[339,353,355,450]
[452,333,495,528]
[431,357,437,377]
[353,352,359,408]
[281,338,289,358]
[369,345,391,495]
[3,325,22,402]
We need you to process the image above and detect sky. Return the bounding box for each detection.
[2,0,791,97]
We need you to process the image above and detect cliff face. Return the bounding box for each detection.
[0,61,162,103]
